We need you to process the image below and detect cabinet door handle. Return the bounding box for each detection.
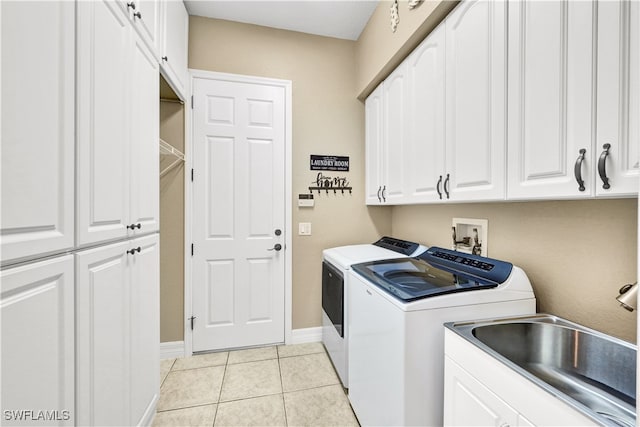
[162,56,168,62]
[133,11,142,19]
[443,173,450,199]
[127,2,136,10]
[436,175,443,199]
[598,143,611,189]
[127,223,142,230]
[574,148,587,191]
[126,247,141,255]
[381,185,386,202]
[377,186,382,202]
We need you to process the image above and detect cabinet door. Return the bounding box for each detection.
[77,0,131,245]
[444,356,519,427]
[596,0,639,196]
[365,84,384,205]
[134,0,160,58]
[507,0,595,200]
[383,62,408,204]
[130,235,160,425]
[1,1,75,263]
[76,242,131,426]
[161,0,189,100]
[445,0,506,201]
[1,256,75,426]
[406,24,446,203]
[130,34,160,234]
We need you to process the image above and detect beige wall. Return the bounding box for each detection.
[188,16,391,330]
[160,92,185,342]
[355,0,458,98]
[392,200,638,342]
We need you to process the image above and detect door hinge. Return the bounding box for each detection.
[191,95,194,109]
[191,243,194,256]
[191,168,194,182]
[189,316,196,330]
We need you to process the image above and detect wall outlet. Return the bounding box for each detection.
[452,218,488,257]
[299,222,312,236]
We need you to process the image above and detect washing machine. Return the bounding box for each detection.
[322,236,427,388]
[348,246,536,426]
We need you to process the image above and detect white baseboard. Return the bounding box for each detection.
[290,326,322,344]
[160,341,185,359]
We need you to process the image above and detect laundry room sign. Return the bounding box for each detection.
[310,155,350,172]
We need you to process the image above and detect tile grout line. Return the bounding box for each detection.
[211,352,230,427]
[276,346,289,427]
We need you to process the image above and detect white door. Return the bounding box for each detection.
[76,0,131,245]
[365,83,384,205]
[1,1,75,263]
[406,23,446,203]
[192,76,286,351]
[1,255,75,426]
[383,62,408,203]
[507,0,595,200]
[445,0,506,201]
[596,0,640,196]
[129,235,159,426]
[76,241,131,426]
[130,32,160,234]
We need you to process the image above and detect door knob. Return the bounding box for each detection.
[268,244,283,252]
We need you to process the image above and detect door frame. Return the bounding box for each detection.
[184,69,293,356]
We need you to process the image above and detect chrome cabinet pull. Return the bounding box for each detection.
[574,148,587,191]
[436,175,443,199]
[376,186,382,202]
[381,185,386,202]
[133,11,142,19]
[443,173,450,199]
[127,2,136,10]
[598,143,611,189]
[127,223,142,230]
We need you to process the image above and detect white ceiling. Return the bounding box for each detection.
[184,1,380,41]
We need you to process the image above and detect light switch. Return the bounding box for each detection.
[299,222,312,236]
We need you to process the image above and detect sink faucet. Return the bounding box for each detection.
[616,282,638,311]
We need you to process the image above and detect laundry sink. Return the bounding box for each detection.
[446,314,637,427]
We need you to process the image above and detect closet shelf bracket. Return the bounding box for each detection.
[160,138,185,177]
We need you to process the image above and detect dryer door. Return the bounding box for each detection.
[322,261,344,337]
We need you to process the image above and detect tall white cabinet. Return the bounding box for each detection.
[1,0,167,425]
[0,1,75,264]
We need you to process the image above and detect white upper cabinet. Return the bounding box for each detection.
[365,84,385,205]
[1,1,75,264]
[445,0,506,202]
[117,0,160,58]
[405,24,446,203]
[508,0,595,199]
[596,0,639,197]
[77,0,159,246]
[161,0,189,100]
[383,62,409,204]
[508,0,638,200]
[130,35,160,233]
[77,0,132,246]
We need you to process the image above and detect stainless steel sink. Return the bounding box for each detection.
[446,314,637,427]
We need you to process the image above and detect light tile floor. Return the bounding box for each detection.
[153,342,360,427]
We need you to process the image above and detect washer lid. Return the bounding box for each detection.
[352,257,499,302]
[323,244,410,270]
